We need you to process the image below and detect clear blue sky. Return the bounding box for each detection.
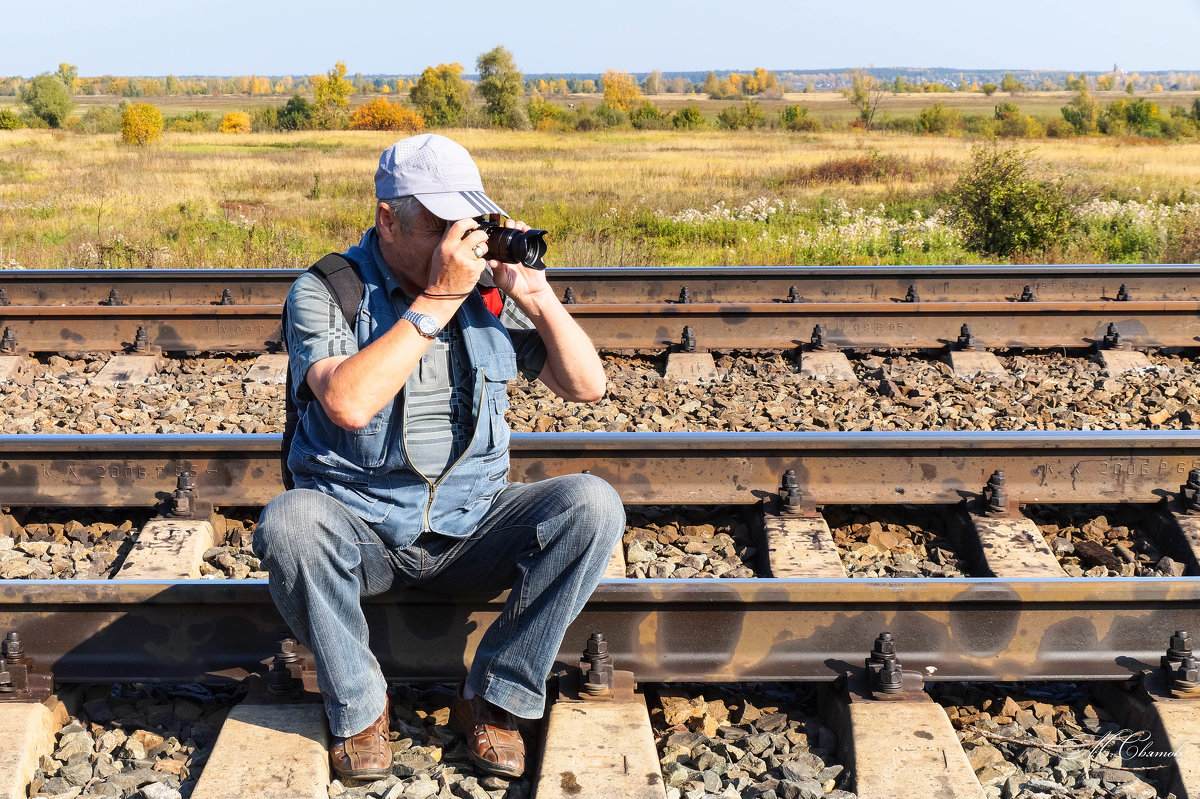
[4,0,1199,77]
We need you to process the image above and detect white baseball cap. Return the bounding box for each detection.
[374,134,505,220]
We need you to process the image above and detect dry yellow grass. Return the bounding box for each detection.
[2,127,1198,269]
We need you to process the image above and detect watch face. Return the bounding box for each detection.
[417,315,438,336]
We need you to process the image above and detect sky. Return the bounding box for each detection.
[3,0,1199,77]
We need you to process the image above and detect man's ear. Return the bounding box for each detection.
[376,201,395,242]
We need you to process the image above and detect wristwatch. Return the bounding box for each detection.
[401,309,440,338]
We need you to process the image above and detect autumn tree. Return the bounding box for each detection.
[1061,87,1100,134]
[601,69,641,112]
[1000,73,1025,95]
[980,83,999,96]
[120,102,163,145]
[219,112,251,134]
[56,63,78,93]
[410,63,469,127]
[841,69,886,129]
[642,69,663,95]
[311,60,354,129]
[18,73,73,128]
[350,98,424,131]
[476,46,525,128]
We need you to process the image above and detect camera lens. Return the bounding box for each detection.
[484,226,549,270]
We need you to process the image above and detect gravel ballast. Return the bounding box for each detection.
[4,351,1200,435]
[652,683,855,799]
[825,505,971,578]
[0,509,150,579]
[29,683,240,799]
[624,506,759,579]
[930,682,1172,799]
[1027,504,1189,578]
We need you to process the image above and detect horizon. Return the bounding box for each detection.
[4,0,1198,77]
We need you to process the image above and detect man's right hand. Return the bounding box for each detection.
[426,218,490,297]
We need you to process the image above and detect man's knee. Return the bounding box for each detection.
[254,489,337,563]
[554,473,625,542]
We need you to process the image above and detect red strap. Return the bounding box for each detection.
[479,287,504,317]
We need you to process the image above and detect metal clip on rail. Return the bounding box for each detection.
[864,632,923,700]
[558,632,635,703]
[0,631,53,703]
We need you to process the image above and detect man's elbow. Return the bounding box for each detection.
[321,398,376,431]
[567,377,607,403]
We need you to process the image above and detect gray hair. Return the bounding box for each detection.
[379,196,425,234]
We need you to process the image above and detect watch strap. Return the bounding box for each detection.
[401,309,440,338]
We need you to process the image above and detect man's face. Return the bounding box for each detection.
[377,202,453,287]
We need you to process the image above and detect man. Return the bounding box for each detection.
[255,133,625,781]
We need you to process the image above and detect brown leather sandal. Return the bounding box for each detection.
[450,686,526,778]
[330,699,391,781]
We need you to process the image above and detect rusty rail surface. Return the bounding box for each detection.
[2,265,1198,306]
[3,299,1199,353]
[0,578,1196,684]
[2,431,1198,508]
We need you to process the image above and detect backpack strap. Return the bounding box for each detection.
[281,253,364,491]
[310,253,364,329]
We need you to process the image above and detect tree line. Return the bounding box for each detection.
[4,51,1200,144]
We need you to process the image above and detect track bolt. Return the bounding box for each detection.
[101,288,123,307]
[787,285,801,304]
[983,470,1008,516]
[810,324,837,352]
[562,287,577,305]
[0,288,9,307]
[1181,471,1200,515]
[870,632,897,663]
[679,326,697,353]
[780,469,803,515]
[1102,323,1130,351]
[1117,284,1132,301]
[1173,657,1200,694]
[678,286,692,304]
[134,326,151,353]
[219,289,234,306]
[905,285,919,303]
[2,633,24,664]
[0,327,15,355]
[267,637,302,696]
[1167,630,1193,664]
[581,632,615,697]
[170,470,197,518]
[956,324,980,351]
[1020,286,1037,302]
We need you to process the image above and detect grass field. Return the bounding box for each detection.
[2,127,1198,270]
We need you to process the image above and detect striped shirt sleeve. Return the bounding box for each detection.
[284,272,358,390]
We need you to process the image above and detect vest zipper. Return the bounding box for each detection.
[412,369,489,533]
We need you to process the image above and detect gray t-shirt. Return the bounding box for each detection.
[285,260,546,481]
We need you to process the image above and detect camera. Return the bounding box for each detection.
[475,219,549,270]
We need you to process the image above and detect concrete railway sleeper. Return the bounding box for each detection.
[3,265,1199,307]
[4,671,1200,799]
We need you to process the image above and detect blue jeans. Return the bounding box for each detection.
[254,474,625,738]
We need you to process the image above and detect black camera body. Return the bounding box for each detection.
[475,219,549,270]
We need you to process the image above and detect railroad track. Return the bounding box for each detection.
[4,267,1200,797]
[3,430,1200,797]
[3,266,1200,354]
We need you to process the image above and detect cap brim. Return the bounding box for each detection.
[416,190,505,221]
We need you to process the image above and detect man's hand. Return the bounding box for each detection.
[487,218,554,303]
[426,218,491,297]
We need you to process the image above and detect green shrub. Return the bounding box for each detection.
[18,73,72,128]
[1045,118,1075,138]
[252,106,280,132]
[672,105,705,130]
[630,100,669,130]
[716,101,765,130]
[779,104,820,132]
[947,145,1074,257]
[165,110,213,133]
[70,105,122,134]
[278,95,313,131]
[594,103,627,127]
[917,103,963,134]
[0,108,24,130]
[963,114,998,137]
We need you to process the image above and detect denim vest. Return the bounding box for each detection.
[288,234,518,549]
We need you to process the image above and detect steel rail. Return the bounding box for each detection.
[1,431,1198,508]
[0,578,1196,684]
[3,300,1199,353]
[2,265,1198,305]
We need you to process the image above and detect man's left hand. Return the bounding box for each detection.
[486,218,553,303]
